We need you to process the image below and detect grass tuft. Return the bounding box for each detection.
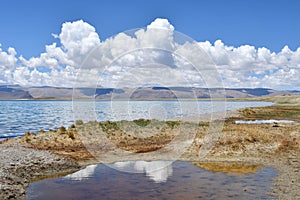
[99,121,119,133]
[165,121,180,129]
[133,119,151,127]
[75,120,84,126]
[59,126,67,134]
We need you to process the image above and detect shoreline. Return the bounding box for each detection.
[0,95,299,199]
[0,96,277,101]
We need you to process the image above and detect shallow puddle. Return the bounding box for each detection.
[235,119,294,124]
[24,161,277,200]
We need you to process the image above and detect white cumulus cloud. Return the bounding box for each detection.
[58,20,100,58]
[0,18,299,89]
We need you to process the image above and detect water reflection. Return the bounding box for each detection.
[193,162,262,176]
[25,161,277,200]
[113,161,173,183]
[64,161,173,183]
[64,165,97,181]
[63,161,262,183]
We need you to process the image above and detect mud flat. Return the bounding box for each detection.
[0,95,299,199]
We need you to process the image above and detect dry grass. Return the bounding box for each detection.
[98,120,182,153]
[4,95,299,162]
[238,105,300,121]
[212,95,300,157]
[16,126,94,161]
[12,119,300,162]
[232,95,300,121]
[213,123,300,156]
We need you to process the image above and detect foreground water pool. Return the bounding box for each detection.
[24,161,277,200]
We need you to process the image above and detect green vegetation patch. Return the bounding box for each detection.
[133,119,152,127]
[99,121,120,133]
[165,121,180,129]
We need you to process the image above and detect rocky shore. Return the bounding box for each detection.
[0,95,299,199]
[0,143,80,200]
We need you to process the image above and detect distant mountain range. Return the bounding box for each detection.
[0,85,299,100]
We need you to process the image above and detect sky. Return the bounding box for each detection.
[0,0,300,89]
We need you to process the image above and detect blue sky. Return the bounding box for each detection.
[0,0,300,89]
[1,0,300,58]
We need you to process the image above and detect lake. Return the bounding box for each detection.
[24,161,277,200]
[0,100,272,139]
